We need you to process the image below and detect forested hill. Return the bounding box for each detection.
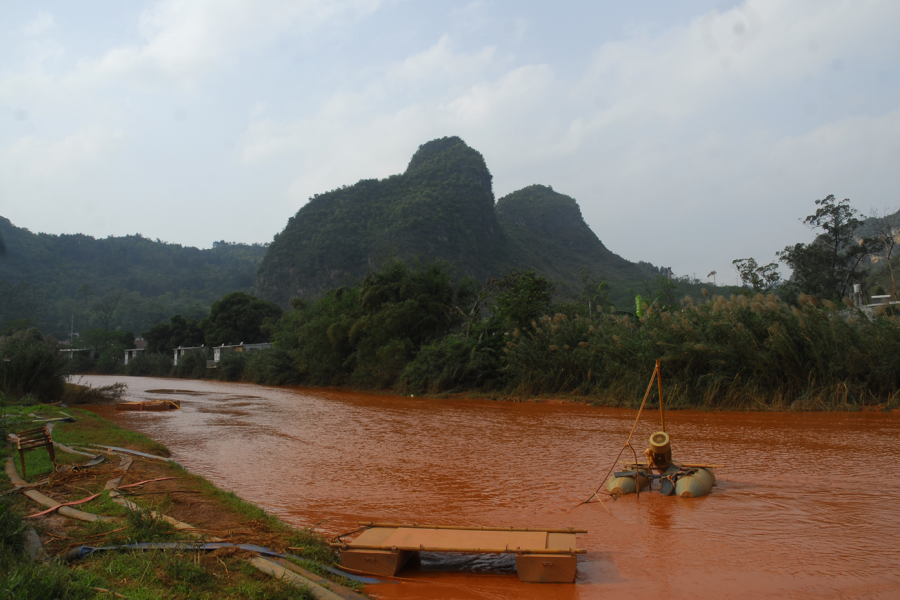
[496,185,656,291]
[256,136,659,306]
[256,136,510,306]
[0,216,267,339]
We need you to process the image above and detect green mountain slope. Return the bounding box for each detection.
[256,137,510,306]
[496,184,657,296]
[257,137,659,307]
[0,216,267,338]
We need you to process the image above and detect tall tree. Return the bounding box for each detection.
[143,315,205,354]
[777,195,869,300]
[732,258,782,293]
[488,269,555,330]
[864,209,900,299]
[200,292,283,347]
[91,290,124,330]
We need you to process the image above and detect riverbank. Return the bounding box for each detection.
[1,403,366,599]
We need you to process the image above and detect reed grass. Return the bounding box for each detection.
[502,293,900,409]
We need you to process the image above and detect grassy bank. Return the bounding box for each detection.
[1,403,362,599]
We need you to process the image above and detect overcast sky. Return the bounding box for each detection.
[1,0,898,285]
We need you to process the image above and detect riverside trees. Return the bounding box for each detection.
[735,195,879,301]
[777,195,870,301]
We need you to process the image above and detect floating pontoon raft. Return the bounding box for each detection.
[115,400,180,411]
[332,522,586,583]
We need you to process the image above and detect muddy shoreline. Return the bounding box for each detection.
[68,373,900,412]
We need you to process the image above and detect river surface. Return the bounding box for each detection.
[79,375,900,600]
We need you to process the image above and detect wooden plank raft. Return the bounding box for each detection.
[115,399,180,412]
[331,522,587,583]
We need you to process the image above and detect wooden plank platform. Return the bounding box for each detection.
[333,523,586,583]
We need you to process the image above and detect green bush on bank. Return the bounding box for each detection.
[273,261,461,389]
[402,326,505,394]
[216,349,247,381]
[500,293,900,408]
[243,347,300,386]
[173,349,207,379]
[0,330,67,401]
[124,350,172,377]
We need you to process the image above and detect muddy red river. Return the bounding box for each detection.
[79,375,900,599]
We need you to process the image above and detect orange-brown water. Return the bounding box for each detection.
[80,375,900,599]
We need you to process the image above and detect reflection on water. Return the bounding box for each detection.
[80,375,900,599]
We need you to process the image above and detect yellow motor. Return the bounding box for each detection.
[646,431,672,470]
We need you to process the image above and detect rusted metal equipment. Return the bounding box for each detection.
[15,425,56,478]
[675,467,716,497]
[647,431,672,470]
[115,399,180,411]
[605,467,650,495]
[332,522,586,583]
[587,361,726,503]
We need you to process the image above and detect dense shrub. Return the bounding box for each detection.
[501,293,900,408]
[243,347,301,386]
[125,352,173,377]
[402,326,504,394]
[172,349,208,379]
[0,330,67,401]
[119,259,900,409]
[200,292,282,347]
[215,350,247,381]
[276,261,461,388]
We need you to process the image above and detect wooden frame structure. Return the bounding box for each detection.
[332,522,587,583]
[15,425,56,479]
[115,399,181,411]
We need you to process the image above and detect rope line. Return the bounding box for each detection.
[580,360,660,506]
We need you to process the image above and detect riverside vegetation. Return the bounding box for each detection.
[41,258,900,411]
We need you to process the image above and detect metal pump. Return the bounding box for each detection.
[647,431,672,471]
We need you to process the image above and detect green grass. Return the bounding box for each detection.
[0,558,103,600]
[79,491,130,518]
[72,548,315,599]
[2,405,168,480]
[50,409,171,457]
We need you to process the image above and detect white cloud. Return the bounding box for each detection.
[22,10,55,36]
[2,0,384,100]
[83,0,382,88]
[240,35,516,166]
[387,35,496,84]
[3,128,124,177]
[572,0,900,129]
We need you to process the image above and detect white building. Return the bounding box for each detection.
[173,345,205,366]
[209,342,273,367]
